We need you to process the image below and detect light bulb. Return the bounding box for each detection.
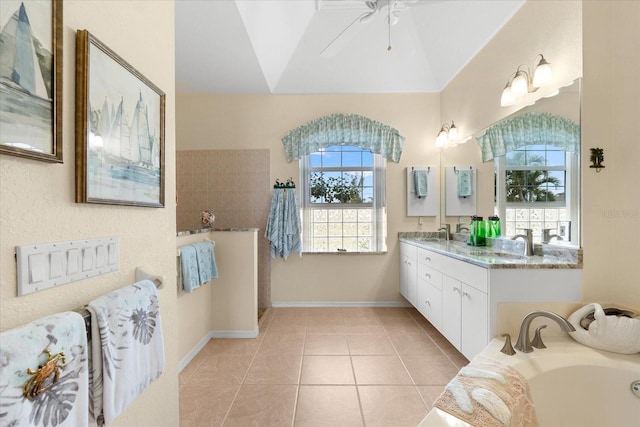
[511,71,529,96]
[435,131,447,147]
[533,55,552,87]
[500,84,516,107]
[448,122,459,140]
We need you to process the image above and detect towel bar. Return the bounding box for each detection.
[73,270,163,337]
[176,238,215,257]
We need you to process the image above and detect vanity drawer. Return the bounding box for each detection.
[416,247,448,269]
[417,263,442,290]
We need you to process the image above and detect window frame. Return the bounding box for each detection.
[495,147,580,246]
[299,146,387,253]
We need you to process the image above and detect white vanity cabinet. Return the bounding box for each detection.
[399,239,582,361]
[399,242,417,306]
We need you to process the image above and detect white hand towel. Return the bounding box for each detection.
[457,169,473,197]
[88,280,165,424]
[0,311,89,427]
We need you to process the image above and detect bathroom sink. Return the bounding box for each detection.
[416,238,441,243]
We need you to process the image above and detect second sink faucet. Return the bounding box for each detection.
[514,310,576,353]
[437,224,450,241]
[511,228,534,256]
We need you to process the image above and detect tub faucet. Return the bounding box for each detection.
[514,310,576,353]
[511,228,534,256]
[437,224,451,241]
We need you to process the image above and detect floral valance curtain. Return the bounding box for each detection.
[476,112,580,163]
[281,113,405,163]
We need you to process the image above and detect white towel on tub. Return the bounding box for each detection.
[0,311,89,427]
[87,280,165,424]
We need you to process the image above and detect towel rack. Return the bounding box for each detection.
[176,238,215,257]
[453,166,473,173]
[73,267,163,337]
[274,178,296,189]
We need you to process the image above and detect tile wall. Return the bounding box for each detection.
[176,149,272,308]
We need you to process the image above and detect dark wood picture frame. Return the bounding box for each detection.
[0,0,63,162]
[75,30,165,208]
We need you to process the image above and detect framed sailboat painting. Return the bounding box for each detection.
[0,0,63,162]
[75,30,165,208]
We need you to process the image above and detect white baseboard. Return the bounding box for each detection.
[178,333,211,373]
[210,328,259,339]
[271,301,411,308]
[178,327,259,373]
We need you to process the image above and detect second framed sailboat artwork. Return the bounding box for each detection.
[75,29,165,208]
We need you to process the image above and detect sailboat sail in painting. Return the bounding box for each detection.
[0,1,54,153]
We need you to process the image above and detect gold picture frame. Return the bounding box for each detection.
[75,30,165,208]
[0,0,63,162]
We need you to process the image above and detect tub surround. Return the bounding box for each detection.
[419,336,640,427]
[399,232,582,269]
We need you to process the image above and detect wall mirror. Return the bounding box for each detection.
[475,78,582,247]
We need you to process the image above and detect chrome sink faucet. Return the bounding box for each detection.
[455,223,469,233]
[511,228,534,256]
[437,224,450,241]
[542,228,559,244]
[514,310,576,353]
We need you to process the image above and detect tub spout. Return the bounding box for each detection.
[514,310,576,353]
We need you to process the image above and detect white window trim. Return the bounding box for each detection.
[495,151,580,246]
[299,149,386,253]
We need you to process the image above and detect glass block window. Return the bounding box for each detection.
[300,146,386,252]
[496,144,579,245]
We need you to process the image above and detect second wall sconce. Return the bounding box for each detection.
[435,121,458,148]
[500,54,552,107]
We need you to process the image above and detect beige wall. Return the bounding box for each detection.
[581,0,640,306]
[176,93,442,304]
[441,0,639,307]
[0,1,179,426]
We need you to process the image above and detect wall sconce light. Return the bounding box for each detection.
[435,121,458,148]
[500,54,552,107]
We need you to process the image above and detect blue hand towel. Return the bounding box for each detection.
[414,170,428,198]
[179,244,201,293]
[457,169,473,198]
[193,241,218,283]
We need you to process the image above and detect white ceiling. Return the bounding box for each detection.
[175,0,525,94]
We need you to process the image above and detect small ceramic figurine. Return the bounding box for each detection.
[200,210,215,228]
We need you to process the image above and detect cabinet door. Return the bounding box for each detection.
[441,275,462,349]
[417,278,442,330]
[461,283,488,360]
[400,254,409,299]
[400,254,417,306]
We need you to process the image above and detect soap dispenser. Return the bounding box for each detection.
[469,216,485,246]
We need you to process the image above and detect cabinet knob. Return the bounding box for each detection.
[462,291,469,297]
[453,287,460,293]
[425,273,431,279]
[425,257,431,262]
[425,300,431,306]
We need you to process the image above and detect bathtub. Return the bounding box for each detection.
[419,336,640,427]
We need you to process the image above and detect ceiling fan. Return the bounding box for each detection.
[320,0,418,57]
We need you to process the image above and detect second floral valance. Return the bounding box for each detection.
[476,112,580,163]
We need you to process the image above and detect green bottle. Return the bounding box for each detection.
[489,215,501,238]
[470,216,485,246]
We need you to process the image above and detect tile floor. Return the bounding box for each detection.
[179,307,469,426]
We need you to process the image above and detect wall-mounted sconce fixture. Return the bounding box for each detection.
[435,121,458,148]
[500,54,552,107]
[589,148,605,172]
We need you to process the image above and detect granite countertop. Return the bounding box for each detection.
[399,232,582,270]
[177,227,259,237]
